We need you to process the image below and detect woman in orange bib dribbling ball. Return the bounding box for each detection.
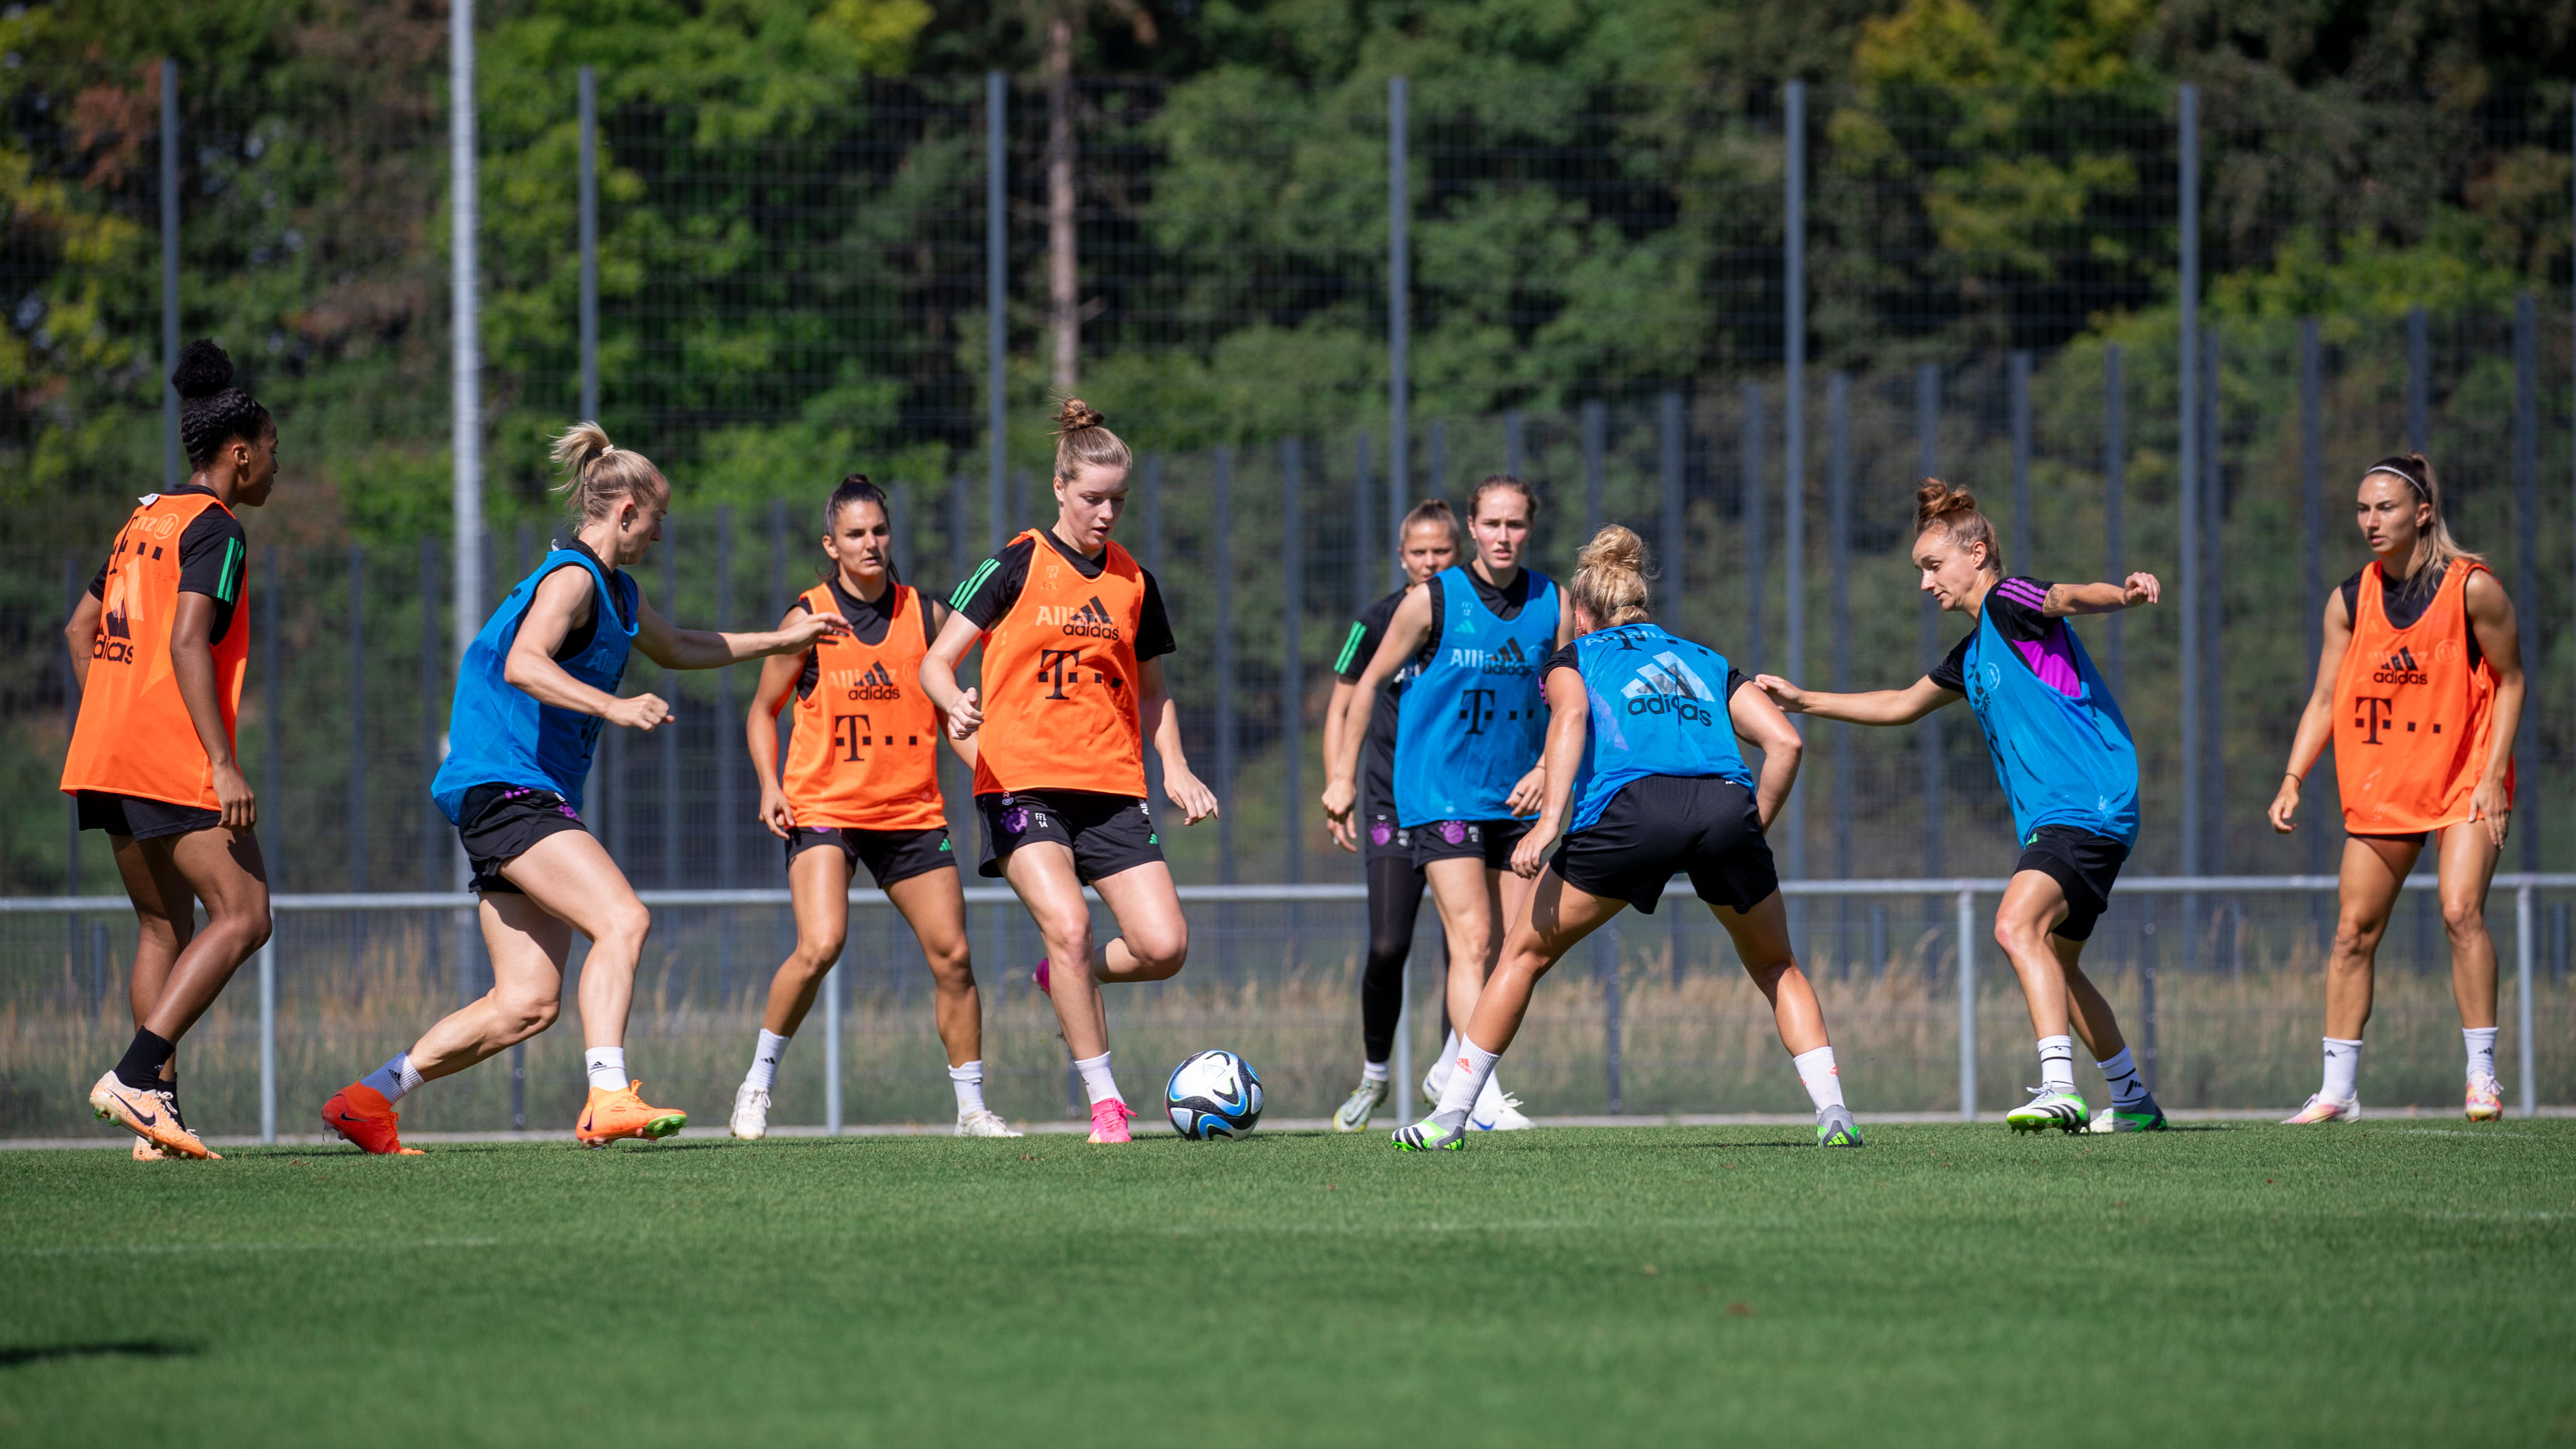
[2270,453,2526,1124]
[920,399,1220,1144]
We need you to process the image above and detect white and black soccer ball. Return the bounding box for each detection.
[1164,1050,1263,1139]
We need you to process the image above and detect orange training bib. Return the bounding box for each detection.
[780,582,948,831]
[62,492,250,809]
[2331,559,2510,834]
[972,531,1148,798]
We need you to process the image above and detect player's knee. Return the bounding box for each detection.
[924,936,974,981]
[599,900,653,952]
[2440,896,2487,938]
[1128,928,1188,979]
[1993,915,2042,956]
[1031,908,1093,958]
[790,932,848,977]
[496,990,558,1038]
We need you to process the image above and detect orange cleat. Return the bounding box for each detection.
[89,1071,218,1160]
[321,1082,426,1155]
[576,1080,687,1148]
[132,1136,169,1161]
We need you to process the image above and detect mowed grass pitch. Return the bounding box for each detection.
[4,1122,2572,1447]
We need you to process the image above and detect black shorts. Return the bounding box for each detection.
[1410,816,1530,870]
[75,790,220,842]
[455,784,590,895]
[2015,824,2130,942]
[1550,775,1778,915]
[976,790,1163,885]
[1360,794,1413,865]
[786,824,958,889]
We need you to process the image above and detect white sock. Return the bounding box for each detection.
[746,1030,790,1092]
[2096,1047,2147,1109]
[2036,1035,2076,1094]
[585,1046,628,1093]
[1791,1046,1844,1112]
[2322,1037,2363,1101]
[1073,1051,1122,1106]
[1361,1059,1390,1084]
[1432,1039,1498,1129]
[950,1060,989,1116]
[1428,1030,1461,1091]
[358,1051,424,1105]
[2463,1027,2498,1083]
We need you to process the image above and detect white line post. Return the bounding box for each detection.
[1956,886,1977,1121]
[2517,883,2536,1119]
[258,940,277,1144]
[824,958,844,1135]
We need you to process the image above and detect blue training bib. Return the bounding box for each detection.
[1563,623,1754,834]
[1959,603,2139,847]
[431,546,640,824]
[1392,566,1557,826]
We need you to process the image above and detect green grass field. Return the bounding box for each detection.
[4,1121,2572,1447]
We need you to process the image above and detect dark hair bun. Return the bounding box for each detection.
[1053,397,1105,433]
[171,338,235,400]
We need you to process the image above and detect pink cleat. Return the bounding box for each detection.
[2466,1072,2504,1121]
[2282,1093,2360,1125]
[1032,957,1052,996]
[1087,1098,1136,1144]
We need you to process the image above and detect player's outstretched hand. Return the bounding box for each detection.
[606,691,672,731]
[2122,571,2161,607]
[2267,775,2300,834]
[759,789,795,841]
[1163,767,1220,826]
[783,610,853,650]
[947,686,983,739]
[1754,675,1808,713]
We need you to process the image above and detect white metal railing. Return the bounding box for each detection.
[6,873,2565,1141]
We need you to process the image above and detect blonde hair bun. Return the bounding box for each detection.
[1570,524,1653,629]
[1049,397,1133,480]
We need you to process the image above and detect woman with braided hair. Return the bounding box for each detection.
[65,338,276,1160]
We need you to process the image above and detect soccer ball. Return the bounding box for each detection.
[1164,1050,1263,1139]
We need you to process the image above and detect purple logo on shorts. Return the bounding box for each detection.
[1002,806,1030,835]
[1439,820,1468,846]
[1370,822,1393,848]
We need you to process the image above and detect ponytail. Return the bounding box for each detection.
[549,422,670,522]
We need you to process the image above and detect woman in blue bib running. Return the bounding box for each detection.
[1392,525,1857,1151]
[319,424,848,1153]
[1326,475,1571,1130]
[1759,480,2167,1134]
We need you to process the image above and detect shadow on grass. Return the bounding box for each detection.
[0,1339,199,1369]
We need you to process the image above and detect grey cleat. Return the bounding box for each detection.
[1815,1104,1863,1147]
[1333,1076,1390,1133]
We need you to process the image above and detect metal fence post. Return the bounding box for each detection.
[1215,446,1237,883]
[1741,383,1764,676]
[1598,925,1623,1114]
[824,957,844,1134]
[348,544,368,893]
[987,71,1007,553]
[2517,883,2536,1118]
[1781,80,1807,893]
[2104,345,2126,699]
[1917,366,1941,890]
[1580,400,1605,537]
[2406,304,2429,453]
[2009,350,2032,571]
[1658,390,1685,622]
[1957,886,1977,1121]
[2513,294,2540,871]
[1504,410,1525,483]
[660,519,680,891]
[160,58,181,488]
[257,944,276,1145]
[1281,437,1304,885]
[450,0,483,696]
[2299,321,2327,884]
[264,552,283,888]
[1828,374,1852,903]
[1427,419,1446,500]
[63,561,79,908]
[578,65,598,421]
[2177,82,2200,903]
[1388,75,1409,508]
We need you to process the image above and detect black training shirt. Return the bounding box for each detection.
[90,483,247,645]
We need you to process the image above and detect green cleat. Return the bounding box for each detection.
[1392,1116,1466,1151]
[2087,1097,2168,1133]
[1815,1104,1863,1147]
[2005,1087,2089,1134]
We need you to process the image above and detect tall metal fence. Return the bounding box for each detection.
[5,70,2576,1133]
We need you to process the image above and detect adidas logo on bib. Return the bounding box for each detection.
[1037,595,1122,641]
[2373,646,2427,686]
[1619,650,1717,724]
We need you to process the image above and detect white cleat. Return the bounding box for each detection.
[955,1109,1023,1138]
[729,1082,771,1140]
[2282,1092,2359,1126]
[1333,1077,1390,1133]
[1469,1072,1533,1131]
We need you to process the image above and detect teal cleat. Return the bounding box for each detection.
[1815,1104,1863,1147]
[2005,1087,2090,1134]
[1392,1117,1466,1151]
